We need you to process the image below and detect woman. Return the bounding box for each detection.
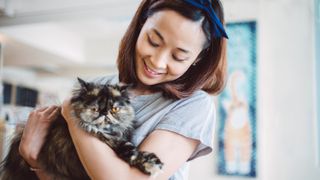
[19,0,228,179]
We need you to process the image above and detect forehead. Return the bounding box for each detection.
[144,10,206,51]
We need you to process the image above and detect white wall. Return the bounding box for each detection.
[315,0,320,167]
[189,0,320,180]
[259,0,319,179]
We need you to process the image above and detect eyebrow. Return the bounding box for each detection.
[152,28,190,54]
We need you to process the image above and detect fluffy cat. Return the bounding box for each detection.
[0,78,163,180]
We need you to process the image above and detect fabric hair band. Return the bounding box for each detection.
[184,0,229,39]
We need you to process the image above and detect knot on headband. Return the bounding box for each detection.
[184,0,229,39]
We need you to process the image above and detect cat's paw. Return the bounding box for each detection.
[137,152,164,177]
[80,123,100,134]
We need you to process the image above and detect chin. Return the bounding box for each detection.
[138,77,160,86]
[136,70,157,86]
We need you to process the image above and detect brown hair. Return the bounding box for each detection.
[117,0,227,99]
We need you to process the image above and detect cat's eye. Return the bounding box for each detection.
[91,107,99,112]
[112,107,120,113]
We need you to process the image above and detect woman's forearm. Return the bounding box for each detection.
[67,121,150,180]
[18,106,60,180]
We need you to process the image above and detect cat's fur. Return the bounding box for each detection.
[0,78,163,180]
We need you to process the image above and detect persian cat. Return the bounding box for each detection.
[0,78,163,180]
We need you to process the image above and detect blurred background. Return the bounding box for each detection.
[0,0,319,179]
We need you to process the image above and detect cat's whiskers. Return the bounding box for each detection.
[92,115,106,125]
[106,111,119,124]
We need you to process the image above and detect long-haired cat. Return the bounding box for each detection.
[0,78,163,180]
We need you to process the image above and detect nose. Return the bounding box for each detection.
[151,51,169,70]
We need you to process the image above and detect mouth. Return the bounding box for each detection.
[143,61,165,76]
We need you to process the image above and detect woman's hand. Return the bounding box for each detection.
[61,98,77,126]
[19,106,60,168]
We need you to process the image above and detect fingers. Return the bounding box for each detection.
[28,106,60,123]
[43,106,59,116]
[47,107,61,120]
[62,99,71,108]
[35,105,56,112]
[61,99,72,116]
[29,99,70,123]
[36,106,49,112]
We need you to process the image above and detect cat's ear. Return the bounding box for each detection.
[117,83,132,98]
[118,83,132,92]
[106,85,122,97]
[77,77,89,90]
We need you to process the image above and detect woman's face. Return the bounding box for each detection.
[135,10,206,86]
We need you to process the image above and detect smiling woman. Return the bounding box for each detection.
[13,0,228,180]
[118,0,227,99]
[134,10,206,87]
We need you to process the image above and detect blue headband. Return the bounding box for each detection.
[184,0,228,39]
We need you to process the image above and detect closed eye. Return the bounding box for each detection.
[172,54,187,61]
[147,35,159,47]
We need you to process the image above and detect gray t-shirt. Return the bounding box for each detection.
[92,75,216,180]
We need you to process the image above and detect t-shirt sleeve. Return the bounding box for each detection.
[154,91,216,161]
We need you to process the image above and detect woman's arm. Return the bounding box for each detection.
[138,129,200,179]
[19,106,60,180]
[62,99,199,180]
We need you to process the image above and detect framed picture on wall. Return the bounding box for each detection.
[217,22,257,177]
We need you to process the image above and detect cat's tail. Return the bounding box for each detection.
[0,132,38,180]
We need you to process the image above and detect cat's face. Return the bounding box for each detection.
[106,85,135,124]
[71,80,108,123]
[71,78,134,124]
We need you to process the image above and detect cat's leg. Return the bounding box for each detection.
[115,141,163,176]
[87,127,163,176]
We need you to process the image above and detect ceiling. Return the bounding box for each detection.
[0,0,258,78]
[0,0,141,77]
[0,0,258,97]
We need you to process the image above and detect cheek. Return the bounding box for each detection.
[135,47,144,72]
[135,39,142,60]
[135,33,150,57]
[168,63,193,77]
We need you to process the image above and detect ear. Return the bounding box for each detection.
[77,77,89,90]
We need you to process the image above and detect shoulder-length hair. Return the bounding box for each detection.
[117,0,227,99]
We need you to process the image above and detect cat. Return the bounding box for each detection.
[0,78,163,180]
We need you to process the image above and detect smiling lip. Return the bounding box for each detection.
[143,61,165,78]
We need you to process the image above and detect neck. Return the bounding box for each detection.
[128,83,158,96]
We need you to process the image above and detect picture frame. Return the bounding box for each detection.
[217,21,257,177]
